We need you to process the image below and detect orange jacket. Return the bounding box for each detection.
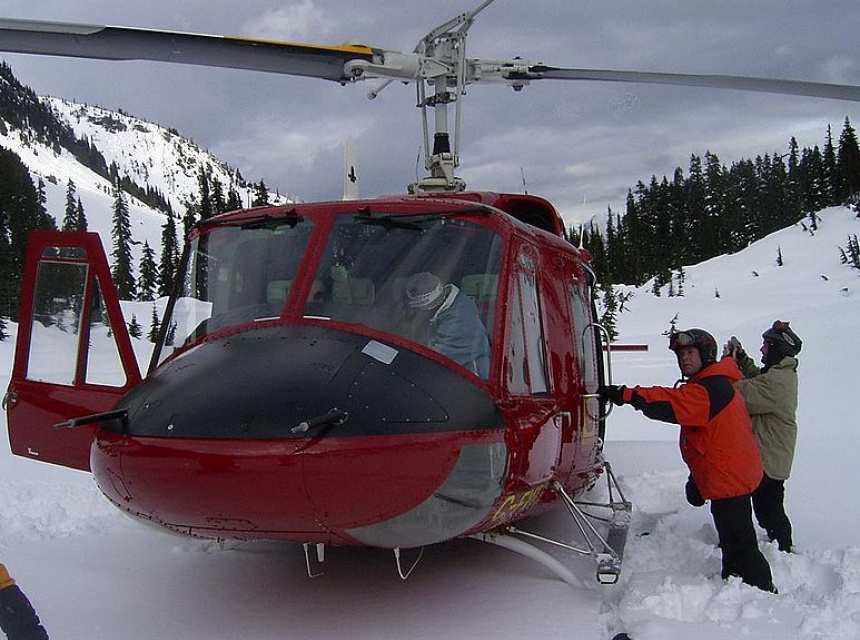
[622,356,763,500]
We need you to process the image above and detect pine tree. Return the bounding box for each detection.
[225,187,242,212]
[211,176,226,215]
[137,241,159,301]
[799,145,826,213]
[252,180,270,207]
[785,136,803,223]
[776,246,784,266]
[604,206,619,283]
[702,151,725,257]
[197,167,213,220]
[128,314,142,339]
[76,197,88,231]
[823,124,839,205]
[686,154,707,261]
[837,117,860,206]
[148,304,161,343]
[110,181,136,299]
[62,180,78,231]
[599,285,619,342]
[159,211,180,297]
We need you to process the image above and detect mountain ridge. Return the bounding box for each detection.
[0,60,289,269]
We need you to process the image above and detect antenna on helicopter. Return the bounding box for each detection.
[520,167,528,195]
[342,138,358,200]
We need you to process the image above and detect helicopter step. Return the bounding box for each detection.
[472,460,632,586]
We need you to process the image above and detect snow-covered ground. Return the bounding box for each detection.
[2,206,859,639]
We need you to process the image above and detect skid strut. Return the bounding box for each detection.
[471,460,631,586]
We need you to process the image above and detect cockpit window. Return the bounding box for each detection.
[156,217,313,361]
[154,211,502,380]
[304,214,502,379]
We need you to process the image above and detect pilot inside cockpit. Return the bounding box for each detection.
[403,271,490,379]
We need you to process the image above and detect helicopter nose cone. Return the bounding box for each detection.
[92,325,506,545]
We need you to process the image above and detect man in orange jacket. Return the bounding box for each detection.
[600,328,775,592]
[0,564,49,640]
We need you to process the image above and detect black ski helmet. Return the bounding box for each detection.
[668,328,718,367]
[762,320,802,359]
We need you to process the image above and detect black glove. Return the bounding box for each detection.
[598,385,626,406]
[685,475,705,507]
[722,336,747,360]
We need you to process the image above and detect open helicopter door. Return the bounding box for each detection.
[4,231,142,471]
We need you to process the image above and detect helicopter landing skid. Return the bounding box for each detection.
[471,461,632,586]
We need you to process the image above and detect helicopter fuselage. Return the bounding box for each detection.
[7,191,606,549]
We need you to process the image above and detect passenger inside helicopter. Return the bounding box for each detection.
[303,215,501,379]
[402,271,490,378]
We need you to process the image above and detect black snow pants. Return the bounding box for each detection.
[710,494,775,592]
[752,474,793,552]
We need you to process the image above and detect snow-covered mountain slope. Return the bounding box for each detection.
[45,98,278,214]
[1,92,289,266]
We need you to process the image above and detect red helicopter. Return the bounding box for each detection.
[2,0,859,586]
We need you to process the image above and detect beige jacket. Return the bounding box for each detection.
[735,354,799,481]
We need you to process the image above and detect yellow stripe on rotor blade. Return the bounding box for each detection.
[226,36,375,57]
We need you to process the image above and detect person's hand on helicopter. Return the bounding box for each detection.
[722,336,744,359]
[598,384,627,406]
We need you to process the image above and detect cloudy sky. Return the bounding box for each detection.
[1,0,859,225]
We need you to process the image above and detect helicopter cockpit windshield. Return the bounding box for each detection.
[156,210,502,380]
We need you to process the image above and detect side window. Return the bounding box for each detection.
[505,252,548,395]
[506,276,528,394]
[569,280,599,394]
[28,256,127,387]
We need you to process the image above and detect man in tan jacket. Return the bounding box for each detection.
[725,321,802,553]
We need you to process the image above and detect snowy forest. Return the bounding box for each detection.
[577,118,860,289]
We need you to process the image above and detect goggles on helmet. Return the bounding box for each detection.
[668,328,718,366]
[669,331,696,350]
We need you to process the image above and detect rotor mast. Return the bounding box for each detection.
[408,0,497,194]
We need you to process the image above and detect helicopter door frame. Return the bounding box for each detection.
[5,231,142,471]
[565,265,605,446]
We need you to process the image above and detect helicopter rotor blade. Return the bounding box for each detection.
[516,65,860,103]
[1,18,859,104]
[0,18,376,83]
